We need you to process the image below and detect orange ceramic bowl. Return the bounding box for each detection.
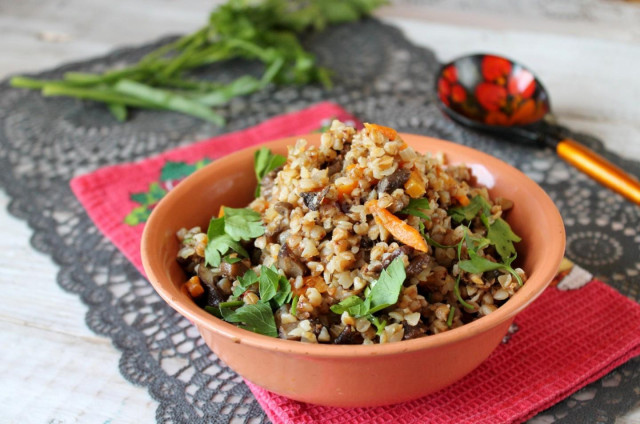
[141,133,565,407]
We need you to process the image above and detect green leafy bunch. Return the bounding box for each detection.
[406,194,524,311]
[11,0,386,123]
[206,265,293,337]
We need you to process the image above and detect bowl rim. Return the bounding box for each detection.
[141,132,565,358]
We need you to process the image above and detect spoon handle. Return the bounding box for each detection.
[556,139,640,205]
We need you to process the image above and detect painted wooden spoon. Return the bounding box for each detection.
[435,53,640,205]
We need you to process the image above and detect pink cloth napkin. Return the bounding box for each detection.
[71,102,640,424]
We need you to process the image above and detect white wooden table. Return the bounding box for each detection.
[1,1,639,422]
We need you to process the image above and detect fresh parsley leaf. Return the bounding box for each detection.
[485,216,522,262]
[400,198,431,220]
[258,265,280,302]
[232,269,258,297]
[204,305,221,318]
[223,207,265,240]
[272,275,293,307]
[205,234,248,267]
[220,302,278,337]
[368,315,387,335]
[449,195,491,223]
[205,300,244,319]
[368,257,406,314]
[330,295,370,317]
[458,249,523,286]
[207,216,225,239]
[223,255,243,264]
[204,208,262,267]
[464,230,491,254]
[254,147,286,197]
[458,251,504,274]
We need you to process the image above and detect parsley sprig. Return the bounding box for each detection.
[330,257,405,331]
[449,195,523,286]
[205,207,264,267]
[11,0,386,123]
[208,264,294,337]
[254,147,286,196]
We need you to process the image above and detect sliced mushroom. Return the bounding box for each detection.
[300,186,330,211]
[403,320,428,340]
[197,265,226,308]
[325,158,343,176]
[377,168,411,194]
[277,243,308,278]
[381,245,413,269]
[333,325,364,345]
[220,259,249,279]
[260,166,283,199]
[273,201,294,217]
[176,254,201,275]
[406,253,435,277]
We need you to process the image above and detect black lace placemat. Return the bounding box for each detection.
[1,19,638,424]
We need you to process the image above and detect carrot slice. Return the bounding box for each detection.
[455,192,470,206]
[366,200,429,252]
[364,123,397,141]
[185,275,205,298]
[404,169,426,198]
[293,276,328,296]
[218,205,225,217]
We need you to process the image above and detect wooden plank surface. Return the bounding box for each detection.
[1,1,638,422]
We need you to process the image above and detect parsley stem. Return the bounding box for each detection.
[447,305,455,327]
[219,300,244,308]
[454,275,476,310]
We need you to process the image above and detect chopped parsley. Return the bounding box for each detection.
[220,302,278,338]
[204,207,264,267]
[254,147,286,196]
[330,257,406,323]
[449,195,491,223]
[400,198,431,220]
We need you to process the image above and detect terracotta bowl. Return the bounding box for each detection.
[141,133,565,407]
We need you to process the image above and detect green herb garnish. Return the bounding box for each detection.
[449,195,491,223]
[458,244,523,286]
[446,306,455,327]
[220,302,278,337]
[10,0,386,123]
[482,215,522,263]
[223,207,265,240]
[368,258,407,314]
[448,196,524,286]
[454,275,475,310]
[330,295,370,317]
[232,269,258,297]
[400,198,431,220]
[257,265,293,306]
[254,147,286,196]
[369,315,387,335]
[418,221,457,249]
[204,207,264,267]
[330,257,406,320]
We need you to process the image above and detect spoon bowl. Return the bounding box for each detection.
[436,53,640,205]
[437,54,550,130]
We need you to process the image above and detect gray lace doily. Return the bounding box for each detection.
[1,19,638,424]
